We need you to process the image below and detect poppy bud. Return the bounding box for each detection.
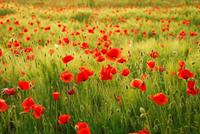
[52,92,60,101]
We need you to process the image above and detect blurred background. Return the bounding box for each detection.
[1,0,200,7]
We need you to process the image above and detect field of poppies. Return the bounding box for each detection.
[0,1,200,134]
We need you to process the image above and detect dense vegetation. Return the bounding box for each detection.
[0,1,200,134]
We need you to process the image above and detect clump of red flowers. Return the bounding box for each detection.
[100,64,117,80]
[21,97,45,119]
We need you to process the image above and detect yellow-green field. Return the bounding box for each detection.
[0,1,200,134]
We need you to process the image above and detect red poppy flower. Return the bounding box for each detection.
[26,54,34,61]
[136,129,150,134]
[24,47,33,53]
[22,97,35,113]
[77,127,91,134]
[106,48,121,61]
[76,67,93,84]
[93,49,101,57]
[13,50,21,56]
[0,49,2,57]
[44,26,51,31]
[76,122,89,130]
[52,92,60,101]
[101,49,107,54]
[8,26,13,31]
[80,42,89,49]
[58,114,71,124]
[75,122,91,134]
[187,88,200,96]
[60,71,74,83]
[18,81,30,90]
[32,104,45,119]
[178,69,194,79]
[23,28,28,33]
[2,88,16,96]
[49,49,55,55]
[112,68,118,75]
[147,60,156,70]
[186,80,200,96]
[88,29,94,33]
[186,89,200,96]
[14,20,19,25]
[179,31,186,39]
[62,55,74,64]
[141,73,148,80]
[187,80,195,89]
[26,36,31,41]
[149,51,159,58]
[130,79,146,92]
[121,68,130,76]
[76,71,88,83]
[13,41,21,48]
[149,92,168,106]
[190,32,197,37]
[63,37,70,44]
[0,99,9,112]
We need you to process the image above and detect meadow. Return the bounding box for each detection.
[0,1,200,134]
